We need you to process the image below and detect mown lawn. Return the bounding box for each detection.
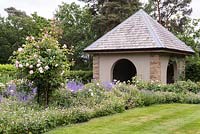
[46,104,200,134]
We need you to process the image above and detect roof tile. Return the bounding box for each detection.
[84,9,194,54]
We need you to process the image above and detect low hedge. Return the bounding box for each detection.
[0,98,124,134]
[136,80,200,94]
[0,64,93,84]
[0,64,16,83]
[65,70,93,83]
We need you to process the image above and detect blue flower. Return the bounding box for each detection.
[66,81,84,92]
[101,82,114,91]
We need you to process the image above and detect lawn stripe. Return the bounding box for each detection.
[46,104,200,134]
[130,105,200,134]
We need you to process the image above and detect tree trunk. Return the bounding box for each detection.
[45,88,49,108]
[157,0,161,24]
[37,88,40,104]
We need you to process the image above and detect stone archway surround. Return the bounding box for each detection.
[112,59,137,82]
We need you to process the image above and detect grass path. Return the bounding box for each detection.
[46,104,200,134]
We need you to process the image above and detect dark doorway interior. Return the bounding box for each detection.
[113,59,136,82]
[167,61,175,84]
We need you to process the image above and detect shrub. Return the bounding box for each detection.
[65,70,92,83]
[0,100,92,134]
[0,95,125,134]
[12,32,71,106]
[92,98,125,117]
[0,64,16,83]
[136,80,200,94]
[51,82,114,108]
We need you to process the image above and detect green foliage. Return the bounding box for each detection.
[81,0,142,38]
[0,64,16,83]
[51,82,111,108]
[136,80,200,94]
[0,64,92,84]
[144,0,192,32]
[0,7,50,64]
[186,57,200,82]
[2,80,200,133]
[65,70,92,83]
[177,18,200,81]
[0,100,91,134]
[0,98,124,134]
[55,2,94,70]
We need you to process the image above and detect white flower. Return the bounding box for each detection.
[88,89,92,92]
[44,33,48,37]
[37,59,41,63]
[91,92,94,96]
[10,89,14,93]
[15,61,19,68]
[33,54,38,58]
[62,44,67,49]
[96,83,100,86]
[29,65,33,69]
[26,63,29,67]
[61,83,64,87]
[29,70,34,74]
[18,48,23,52]
[19,64,23,68]
[47,49,51,52]
[36,64,41,67]
[55,64,58,67]
[61,71,65,76]
[26,36,30,40]
[44,66,49,70]
[30,36,35,40]
[38,67,44,73]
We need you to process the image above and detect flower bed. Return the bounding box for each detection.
[1,81,200,133]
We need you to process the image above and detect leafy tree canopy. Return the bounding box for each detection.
[55,2,95,70]
[79,0,142,37]
[0,7,50,64]
[144,0,192,32]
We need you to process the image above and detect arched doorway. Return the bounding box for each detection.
[112,59,137,82]
[167,60,177,84]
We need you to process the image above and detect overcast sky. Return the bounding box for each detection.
[0,0,200,19]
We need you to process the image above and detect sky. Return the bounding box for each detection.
[0,0,200,19]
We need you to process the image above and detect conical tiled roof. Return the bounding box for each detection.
[84,9,194,54]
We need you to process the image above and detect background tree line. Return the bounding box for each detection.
[0,0,200,81]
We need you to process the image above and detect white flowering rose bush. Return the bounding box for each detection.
[12,34,71,106]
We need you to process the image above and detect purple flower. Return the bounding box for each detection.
[102,82,114,91]
[5,82,36,102]
[0,95,2,103]
[7,83,17,96]
[17,92,35,102]
[66,81,84,92]
[32,87,37,94]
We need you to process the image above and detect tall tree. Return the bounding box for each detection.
[80,0,142,37]
[55,2,95,70]
[144,0,192,32]
[0,7,50,63]
[176,18,200,81]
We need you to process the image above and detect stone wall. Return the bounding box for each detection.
[93,54,100,80]
[176,57,186,80]
[150,54,161,82]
